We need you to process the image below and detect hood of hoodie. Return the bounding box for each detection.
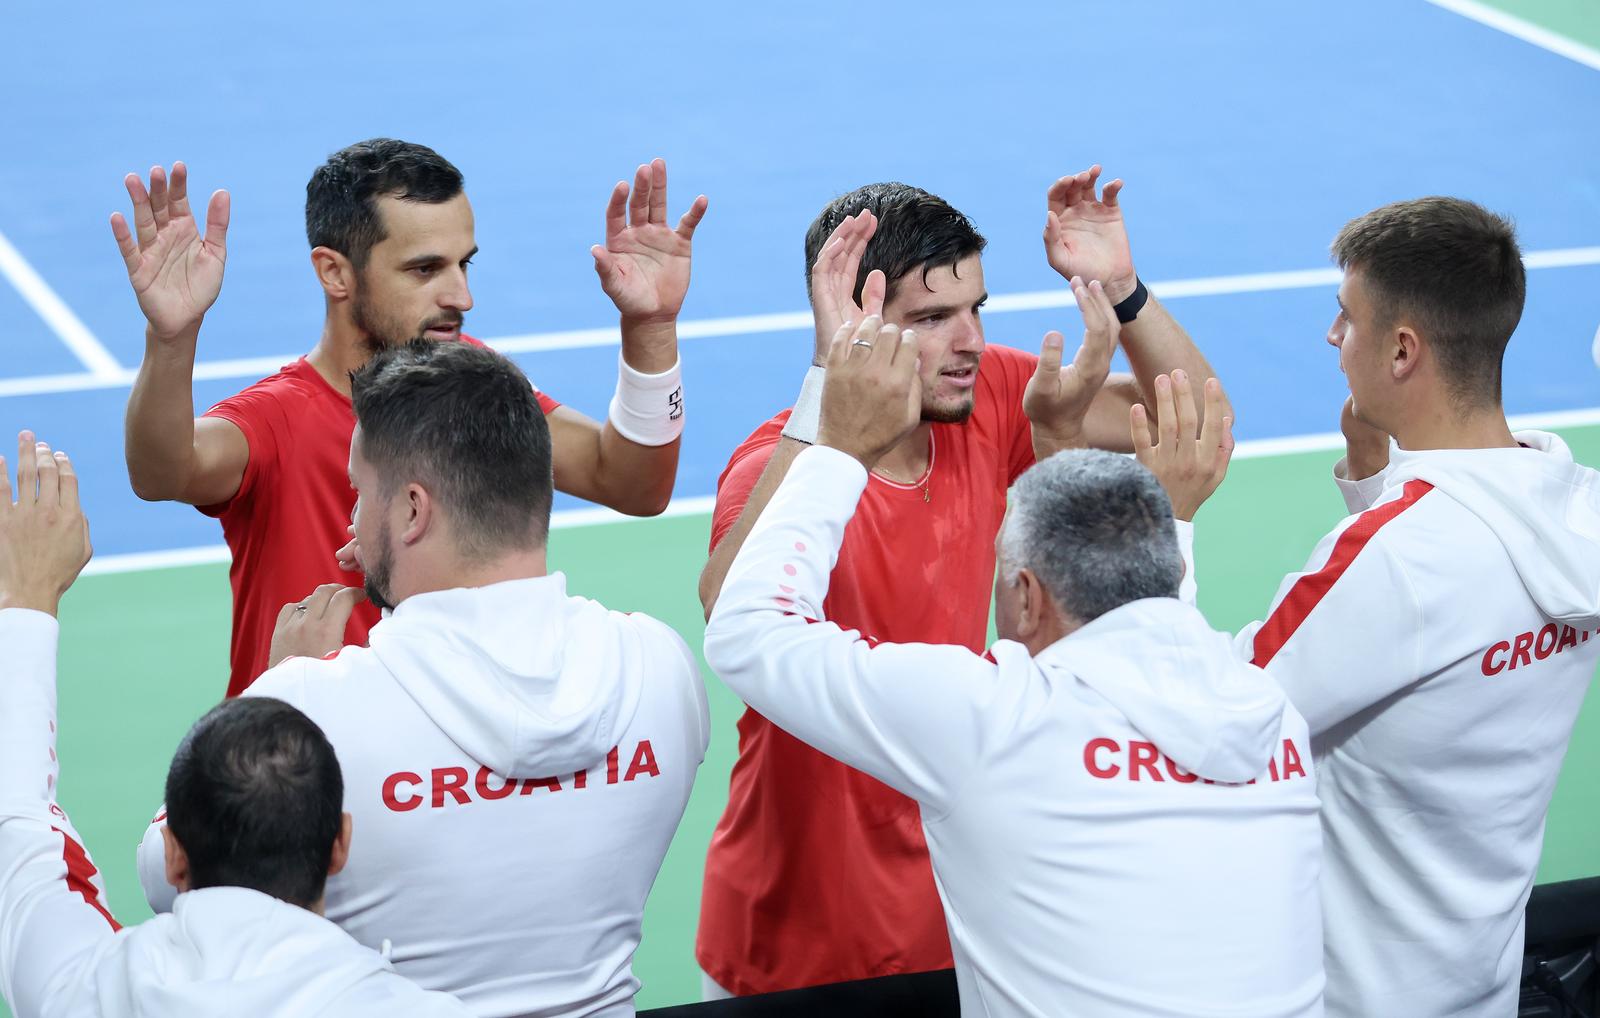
[102,887,400,1016]
[1035,598,1289,784]
[1383,430,1600,626]
[367,574,639,778]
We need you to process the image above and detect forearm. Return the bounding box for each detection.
[1120,295,1230,424]
[125,326,202,501]
[592,424,680,516]
[0,611,116,1012]
[697,438,806,618]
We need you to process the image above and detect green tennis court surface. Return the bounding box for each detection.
[47,424,1600,1010]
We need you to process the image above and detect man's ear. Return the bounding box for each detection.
[1016,568,1046,641]
[162,825,191,893]
[401,484,433,547]
[328,812,353,878]
[310,247,356,301]
[1392,324,1423,382]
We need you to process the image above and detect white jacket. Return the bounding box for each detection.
[0,609,470,1018]
[705,446,1326,1018]
[1238,431,1600,1017]
[140,575,710,1018]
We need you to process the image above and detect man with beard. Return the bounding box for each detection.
[118,139,706,695]
[692,169,1229,997]
[138,340,710,1016]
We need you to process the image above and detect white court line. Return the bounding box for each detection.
[0,228,123,379]
[77,406,1600,577]
[6,246,1600,400]
[1425,0,1600,73]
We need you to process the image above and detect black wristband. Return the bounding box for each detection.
[1113,277,1149,324]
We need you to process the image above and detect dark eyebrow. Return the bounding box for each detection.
[400,253,447,271]
[901,293,989,319]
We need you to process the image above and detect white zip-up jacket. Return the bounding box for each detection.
[704,446,1326,1018]
[1238,430,1600,1017]
[0,609,470,1018]
[139,575,710,1018]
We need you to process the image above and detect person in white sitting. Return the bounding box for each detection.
[137,341,710,1018]
[0,431,469,1017]
[703,310,1325,1018]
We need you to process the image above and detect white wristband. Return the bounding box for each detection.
[607,354,684,447]
[782,365,825,444]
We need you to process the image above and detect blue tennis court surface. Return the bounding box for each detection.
[1,0,1597,560]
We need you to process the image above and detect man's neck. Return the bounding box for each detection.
[402,548,551,602]
[306,317,375,398]
[1392,402,1519,453]
[872,423,933,484]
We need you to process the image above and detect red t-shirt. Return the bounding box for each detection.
[695,343,1038,996]
[201,342,559,697]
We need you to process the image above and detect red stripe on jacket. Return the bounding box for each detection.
[53,826,121,931]
[1252,479,1434,668]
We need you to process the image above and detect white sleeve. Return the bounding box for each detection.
[704,446,1000,814]
[1174,519,1198,607]
[1332,455,1392,515]
[1234,520,1423,734]
[0,609,119,1016]
[137,808,176,914]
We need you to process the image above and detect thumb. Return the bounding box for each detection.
[204,190,230,253]
[1035,331,1065,381]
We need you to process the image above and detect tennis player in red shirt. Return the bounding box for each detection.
[693,169,1229,997]
[114,140,706,696]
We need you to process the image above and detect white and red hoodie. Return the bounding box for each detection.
[1237,431,1600,1017]
[705,446,1325,1018]
[139,574,710,1018]
[0,609,471,1018]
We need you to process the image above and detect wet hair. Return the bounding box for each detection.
[804,182,986,304]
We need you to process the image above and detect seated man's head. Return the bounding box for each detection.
[306,138,474,351]
[1328,196,1524,432]
[805,184,988,423]
[995,450,1184,652]
[348,340,554,612]
[163,697,350,912]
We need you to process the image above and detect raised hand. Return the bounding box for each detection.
[591,158,708,324]
[1131,371,1234,521]
[817,317,922,469]
[0,432,93,616]
[809,211,887,366]
[1024,277,1119,457]
[1044,165,1137,303]
[111,163,230,341]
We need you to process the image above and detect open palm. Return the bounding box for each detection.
[110,163,229,340]
[592,158,708,322]
[1043,165,1136,300]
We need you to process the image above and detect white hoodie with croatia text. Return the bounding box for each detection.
[1236,431,1600,1017]
[705,446,1325,1018]
[139,575,709,1018]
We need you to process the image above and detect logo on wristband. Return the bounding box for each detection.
[668,387,684,421]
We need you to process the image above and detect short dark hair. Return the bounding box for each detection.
[351,340,553,555]
[305,138,464,268]
[1332,196,1525,406]
[165,697,344,909]
[804,183,987,305]
[1001,450,1183,623]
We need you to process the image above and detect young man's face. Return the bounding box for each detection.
[882,254,988,424]
[1328,268,1391,429]
[351,193,477,349]
[347,428,397,612]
